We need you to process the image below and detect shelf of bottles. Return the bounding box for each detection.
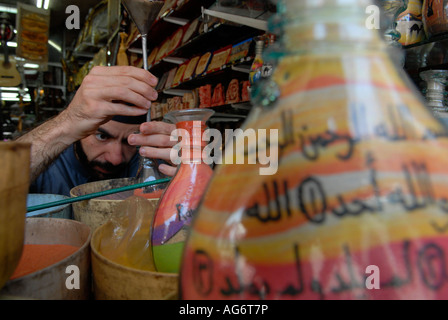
[400,2,448,79]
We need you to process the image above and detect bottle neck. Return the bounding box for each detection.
[268,0,387,56]
[421,71,448,116]
[176,120,208,164]
[255,40,264,57]
[425,80,446,113]
[251,0,396,109]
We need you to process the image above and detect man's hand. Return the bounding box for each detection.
[128,121,177,176]
[64,66,159,140]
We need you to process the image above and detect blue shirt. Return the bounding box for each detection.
[29,144,139,197]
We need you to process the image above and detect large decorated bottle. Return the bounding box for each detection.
[180,0,448,299]
[152,108,214,273]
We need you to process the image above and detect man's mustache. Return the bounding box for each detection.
[90,160,127,174]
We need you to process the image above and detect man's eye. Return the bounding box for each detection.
[95,133,108,141]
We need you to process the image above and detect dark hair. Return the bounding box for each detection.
[111,114,147,124]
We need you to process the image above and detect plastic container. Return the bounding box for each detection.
[26,194,72,219]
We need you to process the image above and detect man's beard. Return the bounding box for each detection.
[74,141,127,180]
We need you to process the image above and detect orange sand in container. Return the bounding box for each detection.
[10,244,80,279]
[134,188,164,199]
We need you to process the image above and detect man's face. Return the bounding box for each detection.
[77,120,140,180]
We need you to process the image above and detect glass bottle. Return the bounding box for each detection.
[248,37,265,87]
[133,101,168,200]
[133,155,168,199]
[180,0,448,300]
[260,34,276,81]
[151,108,214,273]
[420,69,448,124]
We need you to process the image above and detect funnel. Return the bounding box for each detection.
[122,0,164,37]
[122,0,164,71]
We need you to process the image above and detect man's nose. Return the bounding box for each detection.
[105,141,124,166]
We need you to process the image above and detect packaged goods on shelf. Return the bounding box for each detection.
[226,79,240,104]
[207,46,232,74]
[228,38,252,64]
[147,47,159,67]
[173,63,188,87]
[168,28,184,55]
[211,83,225,107]
[182,18,200,45]
[183,56,200,81]
[164,68,178,90]
[241,80,250,102]
[195,52,213,77]
[158,0,178,19]
[198,84,212,108]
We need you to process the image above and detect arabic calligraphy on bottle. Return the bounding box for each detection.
[180,0,448,299]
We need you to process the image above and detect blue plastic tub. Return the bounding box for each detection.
[26,194,72,219]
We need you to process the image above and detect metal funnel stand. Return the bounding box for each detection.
[122,0,168,192]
